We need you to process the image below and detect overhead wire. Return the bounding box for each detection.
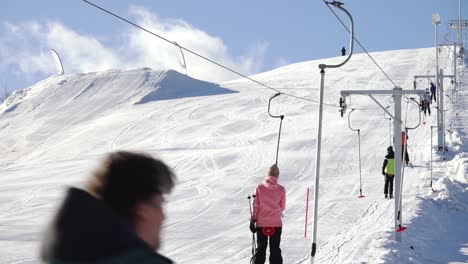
[321,1,397,112]
[81,0,346,108]
[323,1,399,88]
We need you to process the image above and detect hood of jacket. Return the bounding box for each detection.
[263,176,278,187]
[385,151,395,159]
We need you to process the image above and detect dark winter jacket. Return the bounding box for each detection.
[382,151,395,175]
[430,83,436,93]
[40,188,173,264]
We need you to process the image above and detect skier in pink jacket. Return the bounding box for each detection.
[251,164,286,264]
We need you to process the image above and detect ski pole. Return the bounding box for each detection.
[247,195,256,258]
[305,188,310,238]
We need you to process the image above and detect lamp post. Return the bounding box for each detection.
[432,14,440,81]
[432,14,446,152]
[459,0,462,49]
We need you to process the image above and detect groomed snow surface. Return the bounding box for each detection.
[0,47,467,263]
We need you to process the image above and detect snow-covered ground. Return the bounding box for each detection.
[0,47,466,263]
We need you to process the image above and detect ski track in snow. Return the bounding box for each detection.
[111,98,197,150]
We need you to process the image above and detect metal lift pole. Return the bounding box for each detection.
[310,1,354,263]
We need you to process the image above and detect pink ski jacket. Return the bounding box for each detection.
[253,176,286,227]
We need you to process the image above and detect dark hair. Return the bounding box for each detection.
[86,151,175,223]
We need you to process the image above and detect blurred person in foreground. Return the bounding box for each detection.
[40,151,176,264]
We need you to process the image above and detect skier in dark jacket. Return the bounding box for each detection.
[341,46,346,56]
[40,151,176,264]
[382,146,395,199]
[430,82,437,102]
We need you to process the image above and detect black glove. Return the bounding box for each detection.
[382,171,385,176]
[249,219,256,233]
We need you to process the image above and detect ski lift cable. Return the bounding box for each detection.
[268,93,285,165]
[81,0,342,108]
[323,2,398,88]
[383,108,392,147]
[396,98,421,232]
[404,97,422,130]
[404,99,410,125]
[173,41,188,73]
[82,0,396,111]
[80,1,279,92]
[397,122,409,232]
[347,108,364,198]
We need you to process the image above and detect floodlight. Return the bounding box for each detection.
[432,13,441,24]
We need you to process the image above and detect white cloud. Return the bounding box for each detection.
[124,6,268,82]
[46,22,123,73]
[0,6,270,84]
[0,21,122,77]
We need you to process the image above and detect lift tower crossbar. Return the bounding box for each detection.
[341,87,425,242]
[413,70,453,151]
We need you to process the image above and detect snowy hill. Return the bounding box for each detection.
[0,69,235,162]
[0,47,467,264]
[2,68,235,114]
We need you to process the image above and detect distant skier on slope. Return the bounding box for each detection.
[251,164,286,264]
[430,82,437,103]
[421,88,432,116]
[382,146,395,199]
[341,46,346,56]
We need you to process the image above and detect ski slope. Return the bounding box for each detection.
[0,47,467,264]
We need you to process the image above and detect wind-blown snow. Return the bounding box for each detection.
[0,47,466,263]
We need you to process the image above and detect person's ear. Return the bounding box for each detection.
[135,203,150,221]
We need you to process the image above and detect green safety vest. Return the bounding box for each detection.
[385,159,395,174]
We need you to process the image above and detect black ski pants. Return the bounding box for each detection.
[384,174,394,196]
[422,101,431,116]
[431,91,436,102]
[252,227,283,264]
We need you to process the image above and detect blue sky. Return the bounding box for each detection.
[0,0,463,93]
